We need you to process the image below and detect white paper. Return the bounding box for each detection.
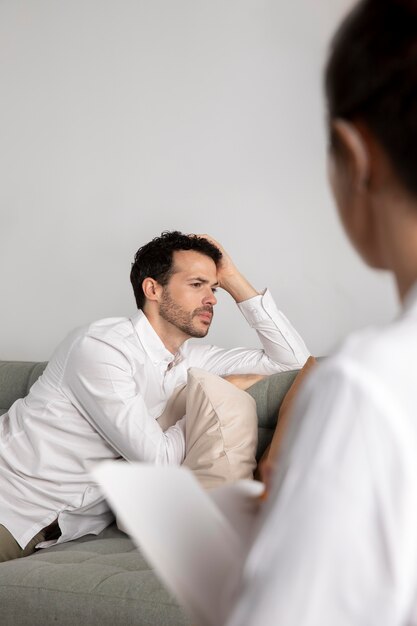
[93,462,264,626]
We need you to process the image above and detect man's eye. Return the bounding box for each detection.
[211,288,218,293]
[191,283,201,288]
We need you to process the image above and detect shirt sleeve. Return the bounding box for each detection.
[187,289,310,376]
[62,334,185,465]
[225,361,417,626]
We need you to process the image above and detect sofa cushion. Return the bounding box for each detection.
[0,523,191,626]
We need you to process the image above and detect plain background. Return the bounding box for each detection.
[0,0,398,361]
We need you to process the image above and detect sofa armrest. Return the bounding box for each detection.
[246,369,300,461]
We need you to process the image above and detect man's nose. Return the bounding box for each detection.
[203,289,217,306]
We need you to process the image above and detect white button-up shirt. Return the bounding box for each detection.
[0,290,309,549]
[226,284,417,626]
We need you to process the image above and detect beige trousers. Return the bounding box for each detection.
[0,524,47,563]
[0,519,61,563]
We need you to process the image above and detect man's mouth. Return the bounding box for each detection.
[194,308,213,322]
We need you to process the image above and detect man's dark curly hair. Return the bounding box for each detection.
[130,231,222,310]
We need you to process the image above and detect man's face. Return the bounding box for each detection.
[158,250,218,339]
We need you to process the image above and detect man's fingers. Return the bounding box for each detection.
[196,234,223,253]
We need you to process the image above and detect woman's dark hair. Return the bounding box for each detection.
[325,0,417,195]
[130,231,222,309]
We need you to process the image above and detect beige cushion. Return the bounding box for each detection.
[182,368,258,490]
[116,370,258,531]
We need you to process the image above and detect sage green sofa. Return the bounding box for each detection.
[0,360,300,626]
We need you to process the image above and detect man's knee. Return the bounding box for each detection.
[0,525,46,563]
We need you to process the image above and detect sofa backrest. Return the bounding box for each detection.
[0,359,300,460]
[0,361,48,416]
[246,369,299,459]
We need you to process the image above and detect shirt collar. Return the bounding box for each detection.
[131,310,175,367]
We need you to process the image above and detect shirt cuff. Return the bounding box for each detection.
[163,416,186,465]
[238,288,280,326]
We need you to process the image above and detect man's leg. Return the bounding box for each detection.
[0,525,47,563]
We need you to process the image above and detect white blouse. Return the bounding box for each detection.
[226,284,417,626]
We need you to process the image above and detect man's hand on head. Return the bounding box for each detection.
[197,234,259,303]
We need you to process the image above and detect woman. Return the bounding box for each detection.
[226,1,417,624]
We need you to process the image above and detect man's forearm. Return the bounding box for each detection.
[237,290,310,369]
[223,373,266,390]
[221,271,259,304]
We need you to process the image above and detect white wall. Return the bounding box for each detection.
[0,0,398,362]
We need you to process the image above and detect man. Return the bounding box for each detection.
[0,231,309,562]
[225,1,417,624]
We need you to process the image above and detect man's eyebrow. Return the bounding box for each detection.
[188,276,219,287]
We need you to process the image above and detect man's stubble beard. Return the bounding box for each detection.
[159,290,213,339]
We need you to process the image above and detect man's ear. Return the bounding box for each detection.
[142,278,162,303]
[331,118,370,191]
